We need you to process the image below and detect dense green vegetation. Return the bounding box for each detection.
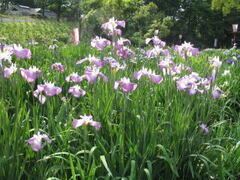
[0,20,73,44]
[1,0,239,48]
[0,0,240,179]
[0,37,240,179]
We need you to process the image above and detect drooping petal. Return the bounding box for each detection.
[65,73,84,83]
[76,58,88,65]
[20,66,41,83]
[85,72,98,83]
[4,64,17,78]
[68,85,86,98]
[212,86,222,99]
[121,82,137,93]
[149,74,163,84]
[99,73,108,82]
[50,63,65,72]
[72,119,86,128]
[116,20,125,27]
[199,124,210,134]
[13,48,31,59]
[41,134,52,144]
[88,121,101,130]
[133,71,143,80]
[27,136,43,152]
[27,133,51,152]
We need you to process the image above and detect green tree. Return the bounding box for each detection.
[212,0,240,15]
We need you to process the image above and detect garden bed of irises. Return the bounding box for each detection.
[0,17,240,179]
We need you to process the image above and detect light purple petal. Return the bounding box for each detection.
[72,119,85,128]
[88,121,101,130]
[42,134,52,144]
[121,82,137,93]
[21,70,37,83]
[116,20,125,27]
[114,81,120,89]
[212,89,221,99]
[68,85,86,98]
[149,74,163,84]
[133,71,143,80]
[85,73,98,83]
[13,48,31,59]
[38,95,46,104]
[99,73,108,82]
[76,58,88,65]
[200,124,210,134]
[27,137,43,152]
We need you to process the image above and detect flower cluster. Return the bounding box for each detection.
[33,82,62,104]
[21,66,42,83]
[51,62,66,72]
[114,77,138,93]
[73,115,101,130]
[176,72,210,95]
[4,63,17,78]
[134,67,163,84]
[76,55,106,68]
[91,36,111,51]
[174,42,199,58]
[101,17,125,36]
[2,18,233,153]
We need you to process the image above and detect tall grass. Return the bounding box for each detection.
[0,44,240,179]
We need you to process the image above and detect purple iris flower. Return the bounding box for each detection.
[20,66,42,83]
[33,82,62,104]
[65,72,84,83]
[212,85,222,99]
[73,115,101,130]
[104,57,126,71]
[199,123,210,134]
[101,17,125,36]
[146,36,166,47]
[0,51,12,65]
[209,56,222,68]
[226,60,236,64]
[158,58,188,76]
[13,48,31,59]
[158,57,174,70]
[114,77,138,93]
[76,55,106,68]
[4,64,17,78]
[116,46,135,59]
[174,42,199,58]
[176,72,206,95]
[134,67,163,84]
[27,132,52,152]
[38,82,62,96]
[91,36,111,51]
[146,46,169,58]
[82,66,108,83]
[68,85,86,98]
[50,62,66,72]
[114,37,131,50]
[146,46,162,58]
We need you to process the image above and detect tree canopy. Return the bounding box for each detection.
[211,0,240,15]
[0,0,239,48]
